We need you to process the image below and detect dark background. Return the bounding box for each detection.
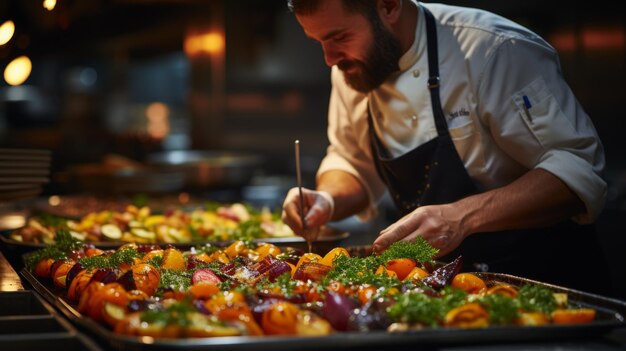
[0,1,624,299]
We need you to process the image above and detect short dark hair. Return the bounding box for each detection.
[287,0,377,19]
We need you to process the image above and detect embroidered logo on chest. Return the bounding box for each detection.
[447,108,470,121]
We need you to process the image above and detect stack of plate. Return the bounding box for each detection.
[0,148,51,202]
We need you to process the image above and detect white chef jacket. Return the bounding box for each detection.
[317,2,606,223]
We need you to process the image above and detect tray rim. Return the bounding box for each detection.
[19,263,626,351]
[1,226,350,250]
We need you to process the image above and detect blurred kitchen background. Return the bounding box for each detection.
[0,0,625,298]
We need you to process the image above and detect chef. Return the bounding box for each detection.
[281,0,611,295]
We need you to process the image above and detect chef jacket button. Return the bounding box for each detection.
[412,69,420,78]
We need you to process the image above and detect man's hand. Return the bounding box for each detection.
[282,187,334,242]
[372,169,586,257]
[373,204,467,257]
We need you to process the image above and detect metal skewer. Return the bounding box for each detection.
[295,140,312,253]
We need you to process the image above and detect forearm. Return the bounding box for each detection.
[317,170,369,221]
[452,168,586,236]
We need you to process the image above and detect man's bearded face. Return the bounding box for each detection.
[338,16,403,93]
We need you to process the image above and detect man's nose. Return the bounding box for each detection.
[321,44,342,67]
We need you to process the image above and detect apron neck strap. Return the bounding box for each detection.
[422,5,450,136]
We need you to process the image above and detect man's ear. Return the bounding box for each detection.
[377,0,402,25]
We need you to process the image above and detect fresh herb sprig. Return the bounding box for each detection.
[25,229,84,269]
[322,239,438,287]
[79,247,141,270]
[379,238,438,263]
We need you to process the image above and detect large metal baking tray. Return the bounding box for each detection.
[20,261,626,351]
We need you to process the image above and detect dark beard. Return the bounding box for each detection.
[338,18,403,93]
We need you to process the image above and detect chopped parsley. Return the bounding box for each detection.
[479,293,520,325]
[517,284,557,314]
[145,255,163,268]
[387,287,467,326]
[159,269,192,294]
[322,254,400,288]
[378,238,438,264]
[79,247,141,269]
[256,273,297,298]
[36,213,69,229]
[141,299,194,327]
[25,229,84,269]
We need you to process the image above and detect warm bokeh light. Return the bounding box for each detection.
[145,102,170,139]
[550,25,625,53]
[48,195,61,206]
[184,31,225,57]
[178,192,190,204]
[582,27,625,50]
[0,20,15,46]
[4,56,32,86]
[43,0,57,11]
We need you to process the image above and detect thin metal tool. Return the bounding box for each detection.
[295,140,312,252]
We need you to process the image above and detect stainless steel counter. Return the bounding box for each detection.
[0,250,23,291]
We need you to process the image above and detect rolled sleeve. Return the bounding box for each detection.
[479,37,606,222]
[537,151,607,223]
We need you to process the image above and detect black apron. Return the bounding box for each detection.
[368,6,611,296]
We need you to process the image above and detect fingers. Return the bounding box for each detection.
[281,188,306,233]
[281,187,331,237]
[374,211,421,252]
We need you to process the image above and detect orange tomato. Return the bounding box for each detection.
[357,285,377,305]
[67,268,96,302]
[216,303,264,336]
[50,260,75,289]
[444,303,489,328]
[140,249,164,265]
[189,283,220,299]
[261,301,299,335]
[85,247,104,257]
[225,240,246,259]
[161,248,186,271]
[486,284,518,298]
[255,243,281,260]
[295,253,323,270]
[385,258,416,280]
[319,247,349,267]
[204,291,246,315]
[516,312,550,326]
[77,282,105,314]
[33,258,55,279]
[451,273,486,294]
[210,250,231,264]
[86,283,129,323]
[403,266,430,281]
[130,264,160,296]
[551,308,596,324]
[375,265,397,278]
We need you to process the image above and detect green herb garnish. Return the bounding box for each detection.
[25,229,84,269]
[79,247,141,270]
[36,213,69,229]
[479,293,520,325]
[379,238,439,263]
[141,299,194,327]
[256,273,297,298]
[158,269,192,294]
[517,284,557,314]
[387,287,467,326]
